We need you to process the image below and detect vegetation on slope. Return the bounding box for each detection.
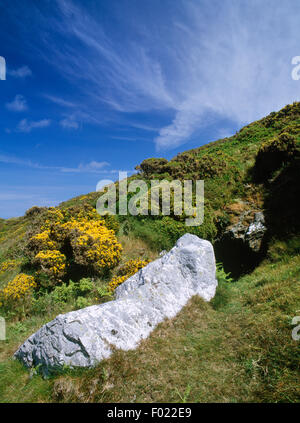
[0,102,299,402]
[122,102,300,252]
[0,239,299,403]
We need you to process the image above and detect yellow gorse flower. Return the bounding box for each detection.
[30,230,57,250]
[26,205,122,285]
[108,259,150,292]
[0,260,17,275]
[34,249,66,280]
[60,217,122,272]
[0,273,36,305]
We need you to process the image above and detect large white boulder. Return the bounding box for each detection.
[14,234,217,374]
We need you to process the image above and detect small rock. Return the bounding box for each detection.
[224,211,266,254]
[245,212,267,253]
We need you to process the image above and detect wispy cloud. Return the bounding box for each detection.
[0,153,110,174]
[6,94,28,112]
[59,115,79,129]
[38,0,300,150]
[9,0,300,150]
[0,154,34,167]
[44,94,76,108]
[39,0,176,114]
[9,65,32,78]
[17,118,51,133]
[60,161,110,173]
[110,135,152,143]
[153,0,300,149]
[127,122,160,132]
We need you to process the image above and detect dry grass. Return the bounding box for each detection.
[48,296,257,403]
[48,254,300,403]
[118,234,159,263]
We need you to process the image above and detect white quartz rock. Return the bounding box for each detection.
[14,234,217,373]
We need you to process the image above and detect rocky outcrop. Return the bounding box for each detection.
[215,208,267,277]
[224,211,267,254]
[14,234,217,374]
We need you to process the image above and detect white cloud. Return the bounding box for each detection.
[44,94,76,108]
[13,0,300,150]
[0,153,110,174]
[6,94,28,112]
[60,116,79,129]
[0,154,34,167]
[47,1,300,150]
[9,65,32,78]
[41,0,176,115]
[60,161,110,173]
[17,118,51,132]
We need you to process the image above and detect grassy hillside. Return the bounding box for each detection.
[0,102,299,403]
[0,240,299,403]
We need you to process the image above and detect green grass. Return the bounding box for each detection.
[0,250,299,403]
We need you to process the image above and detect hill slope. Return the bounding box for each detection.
[0,102,299,403]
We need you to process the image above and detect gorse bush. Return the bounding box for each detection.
[136,158,169,177]
[63,218,122,273]
[108,258,150,292]
[0,273,36,303]
[102,214,120,234]
[34,250,66,286]
[24,205,122,288]
[0,273,37,316]
[26,230,57,258]
[136,152,230,181]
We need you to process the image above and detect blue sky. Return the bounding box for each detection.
[0,0,300,218]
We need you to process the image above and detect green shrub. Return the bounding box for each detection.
[137,158,169,177]
[75,296,92,310]
[126,209,217,252]
[52,282,76,304]
[216,262,234,284]
[102,214,120,234]
[31,292,56,315]
[211,263,234,310]
[96,286,113,299]
[77,278,94,295]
